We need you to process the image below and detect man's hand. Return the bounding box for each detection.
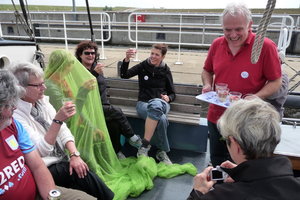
[193,166,216,194]
[69,156,89,178]
[202,84,213,94]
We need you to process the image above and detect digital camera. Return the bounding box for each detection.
[210,165,228,181]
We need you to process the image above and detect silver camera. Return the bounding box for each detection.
[210,165,228,181]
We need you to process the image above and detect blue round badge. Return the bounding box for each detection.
[241,71,249,79]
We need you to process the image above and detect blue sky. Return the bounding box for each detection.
[2,0,300,9]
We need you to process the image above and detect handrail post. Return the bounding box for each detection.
[99,13,106,60]
[202,16,206,44]
[47,12,51,37]
[133,15,140,62]
[0,23,3,37]
[296,16,300,30]
[175,14,183,65]
[63,13,68,50]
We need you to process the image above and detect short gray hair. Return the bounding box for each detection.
[10,62,44,87]
[221,2,252,25]
[0,69,24,110]
[217,98,281,160]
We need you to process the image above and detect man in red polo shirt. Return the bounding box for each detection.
[201,2,282,167]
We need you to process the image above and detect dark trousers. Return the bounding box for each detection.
[48,161,114,200]
[208,121,231,167]
[103,104,134,153]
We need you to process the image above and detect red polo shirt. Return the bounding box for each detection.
[204,31,281,123]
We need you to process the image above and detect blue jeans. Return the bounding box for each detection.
[136,98,170,152]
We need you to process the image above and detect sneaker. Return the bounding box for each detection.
[117,151,126,159]
[128,135,142,149]
[137,145,151,157]
[156,150,173,165]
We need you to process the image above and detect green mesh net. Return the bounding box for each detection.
[44,49,197,200]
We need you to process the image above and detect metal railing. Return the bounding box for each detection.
[128,12,294,63]
[0,11,111,58]
[0,11,296,63]
[296,16,300,30]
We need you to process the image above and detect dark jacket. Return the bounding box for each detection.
[89,63,110,105]
[120,59,176,102]
[187,156,300,200]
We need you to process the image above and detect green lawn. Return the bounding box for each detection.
[0,4,128,12]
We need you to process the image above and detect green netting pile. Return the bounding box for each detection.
[44,49,197,200]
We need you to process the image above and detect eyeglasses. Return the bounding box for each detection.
[27,82,45,88]
[220,136,232,146]
[83,51,96,55]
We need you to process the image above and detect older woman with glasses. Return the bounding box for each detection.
[11,62,114,200]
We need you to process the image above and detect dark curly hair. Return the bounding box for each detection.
[75,40,99,63]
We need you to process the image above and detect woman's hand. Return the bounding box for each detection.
[125,48,136,62]
[220,160,237,183]
[69,156,89,178]
[55,101,76,122]
[193,166,216,194]
[83,79,97,90]
[161,94,170,102]
[93,63,105,75]
[93,129,105,141]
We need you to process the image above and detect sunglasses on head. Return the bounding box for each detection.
[83,51,96,55]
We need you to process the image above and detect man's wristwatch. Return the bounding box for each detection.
[70,151,80,158]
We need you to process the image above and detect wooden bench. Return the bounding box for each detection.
[106,77,209,153]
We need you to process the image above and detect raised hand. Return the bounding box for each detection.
[55,101,76,122]
[93,62,105,75]
[125,48,137,62]
[83,79,97,90]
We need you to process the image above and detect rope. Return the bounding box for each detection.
[251,0,276,64]
[11,0,34,40]
[11,0,45,69]
[34,48,45,69]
